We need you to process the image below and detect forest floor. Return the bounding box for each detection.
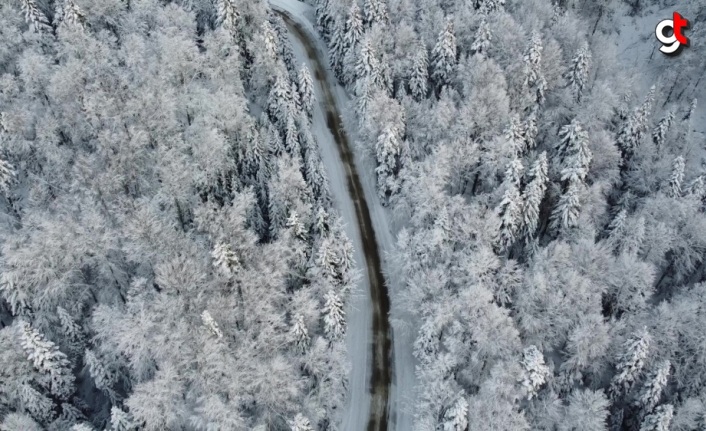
[270,1,417,429]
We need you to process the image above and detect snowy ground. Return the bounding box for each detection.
[269,0,417,429]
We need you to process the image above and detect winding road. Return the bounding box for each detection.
[272,5,393,431]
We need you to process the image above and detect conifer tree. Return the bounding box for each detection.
[556,120,592,184]
[639,404,673,431]
[84,349,116,394]
[298,64,315,119]
[364,0,389,27]
[636,360,670,415]
[495,179,523,251]
[285,113,301,159]
[315,0,334,39]
[286,210,307,240]
[344,2,364,51]
[409,43,429,101]
[610,328,651,398]
[550,178,583,234]
[289,413,314,431]
[375,125,402,200]
[476,0,505,13]
[18,322,75,399]
[523,31,547,107]
[652,110,674,148]
[328,19,347,80]
[55,0,85,30]
[322,290,346,339]
[216,0,240,38]
[211,242,240,275]
[505,114,526,156]
[17,383,55,424]
[0,157,16,195]
[431,20,457,90]
[668,155,685,198]
[263,20,278,60]
[201,310,224,339]
[565,41,591,103]
[289,314,310,353]
[443,395,469,431]
[471,18,492,57]
[522,152,548,240]
[109,406,137,431]
[520,345,550,400]
[617,86,656,160]
[524,112,538,150]
[19,0,51,33]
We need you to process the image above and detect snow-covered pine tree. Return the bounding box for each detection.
[263,20,279,60]
[636,360,670,415]
[17,383,55,424]
[364,0,389,27]
[322,290,346,339]
[475,0,505,13]
[471,18,492,57]
[652,110,675,148]
[109,406,136,431]
[668,155,685,198]
[521,152,548,240]
[289,314,310,353]
[409,42,429,101]
[285,113,301,159]
[344,2,364,52]
[639,404,673,431]
[520,345,550,400]
[355,37,386,94]
[70,424,94,431]
[505,114,526,156]
[616,85,656,160]
[549,178,582,234]
[19,321,75,399]
[0,412,44,431]
[565,41,591,103]
[443,395,469,431]
[84,349,116,395]
[298,64,315,119]
[505,157,524,188]
[431,20,457,90]
[314,207,329,234]
[286,210,307,240]
[289,413,314,431]
[495,178,523,251]
[610,328,651,398]
[328,18,347,80]
[375,125,402,200]
[55,0,85,30]
[523,30,547,108]
[268,72,294,128]
[524,112,538,150]
[19,0,51,33]
[315,0,334,39]
[556,120,592,184]
[685,175,705,200]
[211,242,240,275]
[0,157,16,195]
[216,0,240,38]
[201,310,223,339]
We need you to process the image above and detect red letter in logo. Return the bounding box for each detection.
[673,12,689,45]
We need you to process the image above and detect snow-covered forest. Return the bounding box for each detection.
[0,0,358,429]
[3,0,706,429]
[314,0,706,429]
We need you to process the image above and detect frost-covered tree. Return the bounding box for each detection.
[475,0,505,13]
[55,0,85,30]
[289,314,310,353]
[328,19,347,79]
[216,0,240,38]
[286,210,307,239]
[668,156,685,198]
[471,18,492,57]
[0,413,43,431]
[495,178,523,251]
[84,349,116,395]
[211,242,240,275]
[322,290,346,339]
[523,30,547,107]
[556,120,592,184]
[560,389,610,431]
[298,64,316,119]
[652,110,675,148]
[637,360,670,415]
[375,125,402,200]
[616,85,656,160]
[506,114,526,156]
[431,20,457,90]
[640,404,674,431]
[443,395,469,431]
[409,43,428,101]
[18,322,74,399]
[522,152,548,239]
[201,310,223,339]
[520,345,550,400]
[610,328,651,398]
[550,178,582,234]
[0,158,15,194]
[19,0,50,33]
[289,413,314,431]
[345,2,364,50]
[565,41,591,103]
[364,0,389,27]
[109,406,136,431]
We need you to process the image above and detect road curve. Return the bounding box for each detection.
[275,10,393,431]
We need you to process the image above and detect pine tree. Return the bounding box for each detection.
[505,114,526,156]
[355,37,384,92]
[0,157,16,194]
[19,321,75,399]
[17,383,55,423]
[286,210,307,240]
[201,310,224,339]
[521,152,548,239]
[476,0,505,13]
[314,207,329,234]
[216,0,240,38]
[55,0,85,30]
[565,41,591,103]
[364,0,389,27]
[520,345,550,400]
[263,20,279,60]
[19,0,51,33]
[211,242,240,275]
[495,181,523,251]
[328,19,347,80]
[524,112,538,150]
[268,72,294,127]
[375,125,402,200]
[610,328,651,398]
[443,395,469,431]
[322,290,346,339]
[639,404,673,431]
[556,120,592,184]
[109,406,137,431]
[409,43,429,101]
[523,31,547,107]
[344,2,364,51]
[289,314,310,353]
[285,113,301,158]
[471,18,492,57]
[668,155,685,198]
[685,175,705,200]
[617,86,656,160]
[431,20,457,90]
[652,111,674,148]
[298,64,316,119]
[550,178,582,233]
[289,413,314,431]
[315,0,334,39]
[84,349,116,394]
[636,360,670,415]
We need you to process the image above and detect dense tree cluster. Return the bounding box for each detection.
[317,0,706,429]
[0,0,356,429]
